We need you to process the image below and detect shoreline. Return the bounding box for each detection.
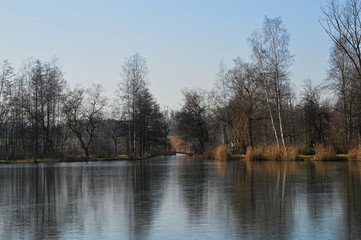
[0,154,352,164]
[0,156,129,164]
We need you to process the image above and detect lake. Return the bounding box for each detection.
[0,155,360,239]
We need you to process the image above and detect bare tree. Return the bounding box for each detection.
[0,60,14,159]
[321,0,361,77]
[15,59,66,158]
[211,62,232,145]
[301,80,328,146]
[249,16,294,147]
[159,107,172,152]
[224,58,262,149]
[176,89,210,154]
[63,84,106,159]
[328,42,356,144]
[321,0,361,144]
[117,53,148,158]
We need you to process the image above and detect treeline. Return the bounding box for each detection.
[3,0,361,160]
[0,54,171,160]
[175,1,361,156]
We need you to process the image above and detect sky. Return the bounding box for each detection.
[0,0,332,109]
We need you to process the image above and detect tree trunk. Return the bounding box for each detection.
[264,83,280,147]
[275,73,286,148]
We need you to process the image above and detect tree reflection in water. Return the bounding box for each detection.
[0,157,360,239]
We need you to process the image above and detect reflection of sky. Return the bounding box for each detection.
[0,159,360,239]
[291,170,345,240]
[148,158,240,240]
[292,192,344,240]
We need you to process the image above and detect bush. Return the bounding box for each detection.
[314,144,337,161]
[213,145,231,161]
[348,146,361,161]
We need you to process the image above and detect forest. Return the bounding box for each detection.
[1,0,361,161]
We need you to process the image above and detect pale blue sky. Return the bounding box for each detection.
[0,0,331,108]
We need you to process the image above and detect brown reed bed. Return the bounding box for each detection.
[313,144,337,161]
[213,145,231,161]
[245,146,299,161]
[348,145,361,161]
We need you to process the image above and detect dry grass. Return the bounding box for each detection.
[264,146,283,160]
[169,136,192,149]
[213,145,231,161]
[281,146,299,161]
[265,146,299,161]
[246,146,265,161]
[246,146,299,161]
[313,144,337,161]
[348,146,361,161]
[201,147,215,159]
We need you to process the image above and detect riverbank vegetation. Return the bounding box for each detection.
[1,0,361,162]
[173,0,361,162]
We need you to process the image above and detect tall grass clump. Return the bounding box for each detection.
[246,146,299,161]
[281,146,299,161]
[201,147,215,159]
[264,146,283,160]
[213,145,231,161]
[264,146,299,161]
[348,146,361,161]
[246,146,265,161]
[314,144,337,161]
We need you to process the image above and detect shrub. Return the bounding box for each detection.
[314,144,337,161]
[214,145,230,161]
[348,146,361,161]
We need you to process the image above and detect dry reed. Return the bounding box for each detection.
[313,144,337,161]
[213,145,231,161]
[281,146,299,161]
[264,146,283,160]
[201,147,215,159]
[348,146,361,161]
[246,146,265,161]
[246,146,299,161]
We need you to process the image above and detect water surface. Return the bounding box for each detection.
[0,155,360,239]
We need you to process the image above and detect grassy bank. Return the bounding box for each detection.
[0,148,353,164]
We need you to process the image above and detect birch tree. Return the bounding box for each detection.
[249,16,293,147]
